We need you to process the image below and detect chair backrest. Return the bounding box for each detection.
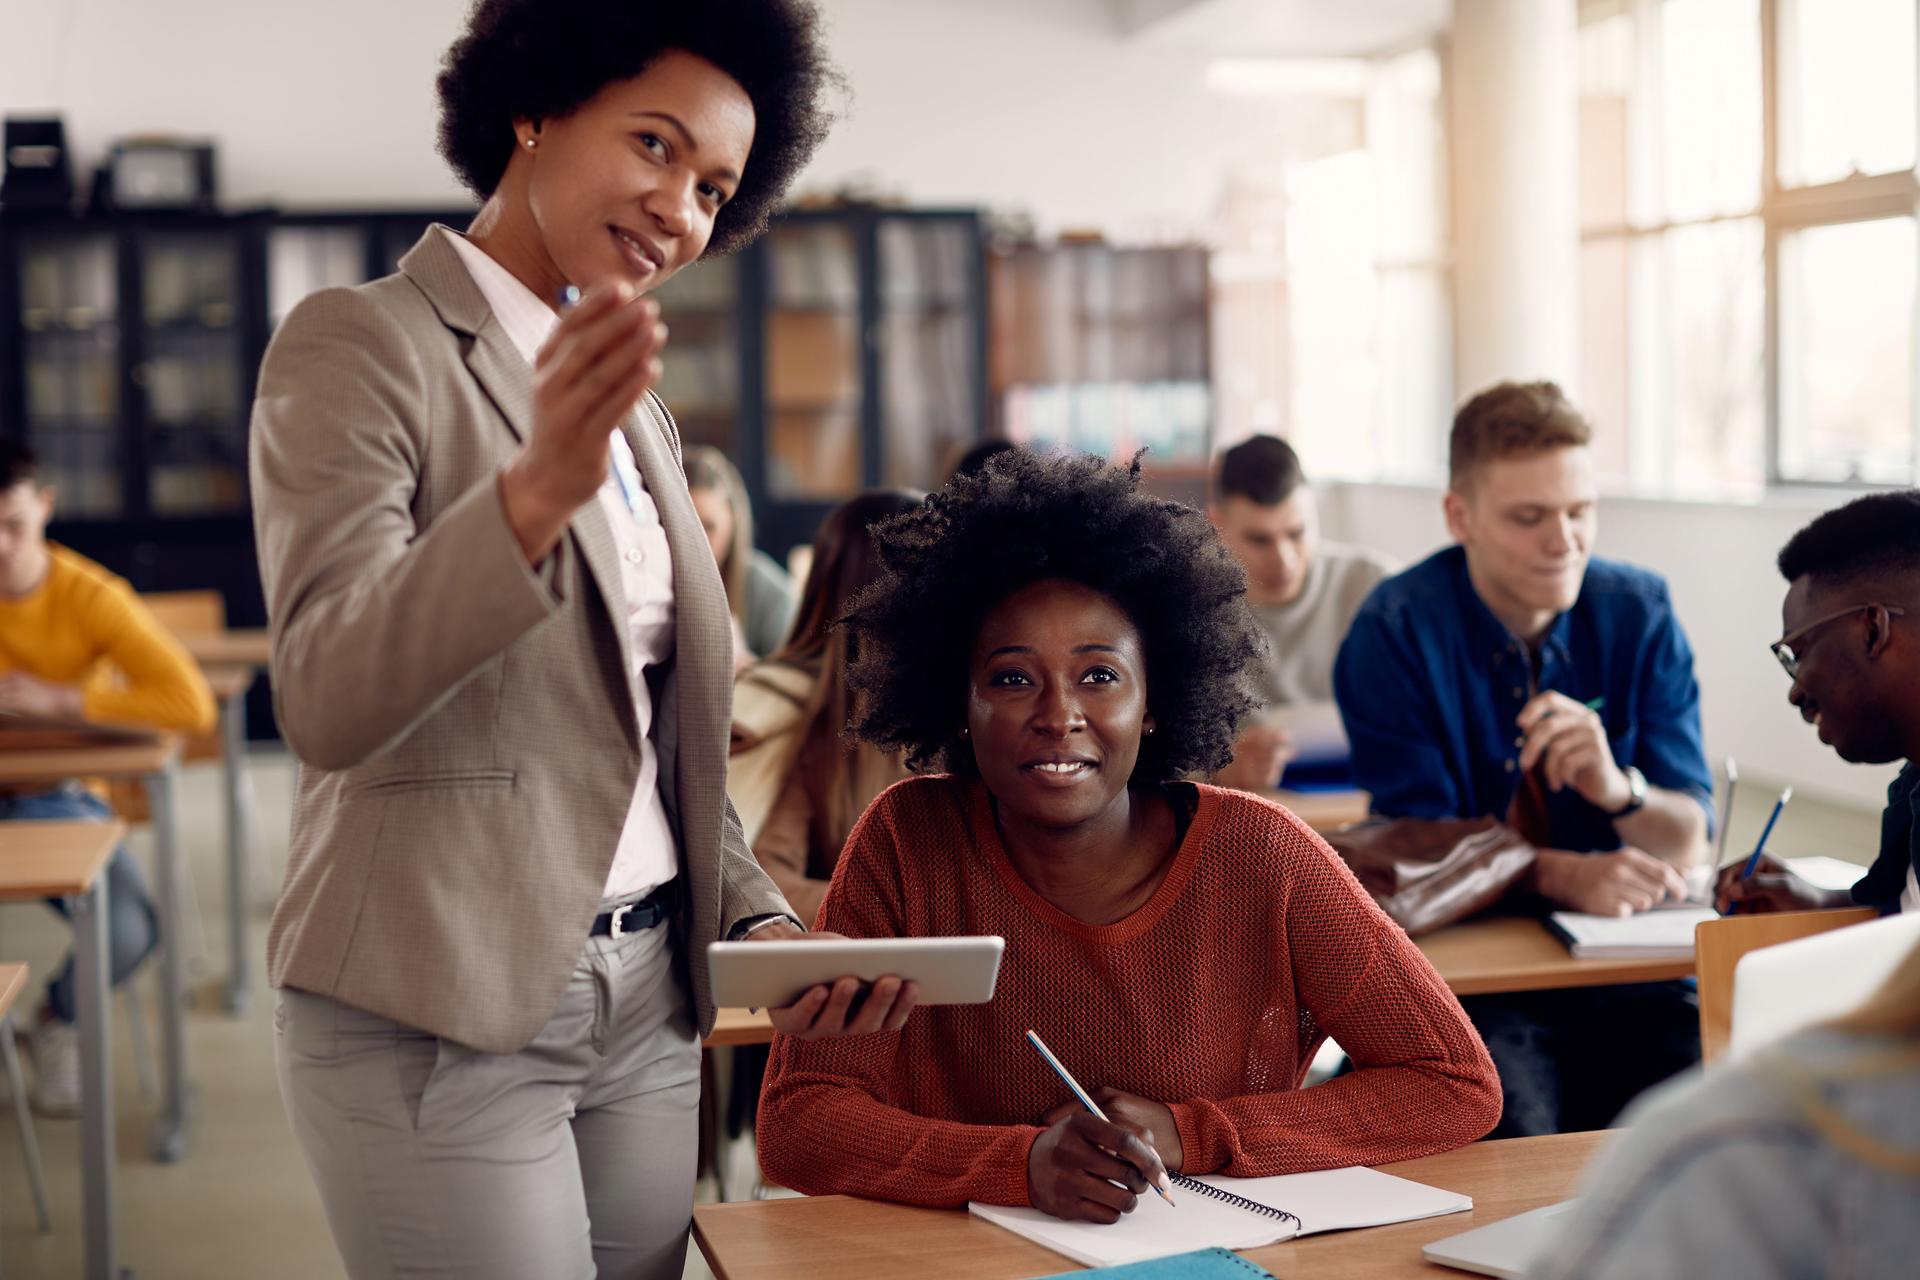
[1727,909,1920,1063]
[1695,906,1879,1064]
[141,589,226,637]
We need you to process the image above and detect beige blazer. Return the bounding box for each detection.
[250,226,791,1052]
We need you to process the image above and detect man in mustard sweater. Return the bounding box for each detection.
[0,440,214,1114]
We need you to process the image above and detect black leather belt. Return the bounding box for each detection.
[591,884,675,937]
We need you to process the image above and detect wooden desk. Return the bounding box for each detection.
[177,628,271,669]
[1414,915,1694,996]
[1265,788,1370,833]
[200,662,263,1016]
[702,912,1688,1057]
[694,1130,1605,1280]
[0,821,127,1280]
[707,1005,778,1047]
[0,737,195,1165]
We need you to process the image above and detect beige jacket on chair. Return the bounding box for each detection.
[250,226,792,1053]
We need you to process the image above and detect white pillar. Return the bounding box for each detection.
[1450,0,1580,399]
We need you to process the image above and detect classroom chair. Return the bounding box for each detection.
[1695,907,1877,1064]
[1,962,55,1261]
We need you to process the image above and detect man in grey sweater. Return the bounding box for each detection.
[1207,435,1396,791]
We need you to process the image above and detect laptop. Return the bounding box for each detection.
[1421,1201,1579,1278]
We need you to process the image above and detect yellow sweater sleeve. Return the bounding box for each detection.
[75,575,217,734]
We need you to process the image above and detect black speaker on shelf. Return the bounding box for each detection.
[0,116,75,211]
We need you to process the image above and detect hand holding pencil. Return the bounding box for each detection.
[1024,1030,1178,1224]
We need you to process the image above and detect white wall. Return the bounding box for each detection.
[1319,480,1901,811]
[0,0,1341,238]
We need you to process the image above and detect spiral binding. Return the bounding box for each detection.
[1169,1173,1302,1230]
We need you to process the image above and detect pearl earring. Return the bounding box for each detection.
[524,138,537,150]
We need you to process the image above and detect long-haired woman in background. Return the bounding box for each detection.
[685,444,797,668]
[729,488,921,920]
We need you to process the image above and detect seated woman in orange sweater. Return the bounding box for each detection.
[756,449,1501,1222]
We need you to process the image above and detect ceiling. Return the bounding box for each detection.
[1106,0,1451,57]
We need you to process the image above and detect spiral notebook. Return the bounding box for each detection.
[969,1165,1471,1269]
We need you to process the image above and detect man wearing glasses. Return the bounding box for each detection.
[1717,490,1920,918]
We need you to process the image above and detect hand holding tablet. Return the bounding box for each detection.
[709,935,1005,1038]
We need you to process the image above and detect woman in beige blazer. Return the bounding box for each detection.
[250,4,914,1277]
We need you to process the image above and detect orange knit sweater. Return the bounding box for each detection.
[756,777,1502,1209]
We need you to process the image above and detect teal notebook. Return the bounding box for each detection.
[1038,1248,1276,1279]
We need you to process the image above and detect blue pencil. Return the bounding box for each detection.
[1025,1029,1176,1206]
[1738,786,1793,880]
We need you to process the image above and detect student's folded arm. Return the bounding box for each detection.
[754,801,1043,1208]
[1332,603,1466,820]
[750,768,828,928]
[79,580,216,734]
[1166,829,1501,1177]
[250,289,562,771]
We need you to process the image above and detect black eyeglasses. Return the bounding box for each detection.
[1770,603,1907,679]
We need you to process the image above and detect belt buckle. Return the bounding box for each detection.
[610,903,636,939]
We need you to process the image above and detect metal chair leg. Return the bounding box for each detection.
[122,978,156,1101]
[0,1013,53,1233]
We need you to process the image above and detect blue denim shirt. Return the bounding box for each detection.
[1333,545,1713,853]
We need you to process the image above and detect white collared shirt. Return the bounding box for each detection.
[448,230,679,901]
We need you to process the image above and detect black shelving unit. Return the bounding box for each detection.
[1,203,988,737]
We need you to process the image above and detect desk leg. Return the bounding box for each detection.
[73,878,119,1280]
[219,693,253,1016]
[147,764,192,1164]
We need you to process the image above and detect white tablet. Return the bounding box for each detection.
[706,936,1005,1010]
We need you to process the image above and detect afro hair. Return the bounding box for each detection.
[1778,489,1920,590]
[845,449,1265,783]
[436,0,838,257]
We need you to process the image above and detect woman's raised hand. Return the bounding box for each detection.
[499,280,669,563]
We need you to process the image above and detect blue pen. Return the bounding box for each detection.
[1738,786,1793,880]
[1025,1029,1176,1206]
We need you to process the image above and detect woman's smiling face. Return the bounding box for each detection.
[515,49,755,298]
[966,579,1154,831]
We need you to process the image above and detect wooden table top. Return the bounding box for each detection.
[202,664,257,701]
[694,1130,1607,1280]
[0,820,125,899]
[1265,788,1370,833]
[0,734,181,786]
[707,1005,781,1047]
[704,912,1684,1050]
[1413,914,1695,995]
[180,629,272,669]
[0,962,27,1021]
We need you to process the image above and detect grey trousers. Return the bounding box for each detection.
[275,922,701,1280]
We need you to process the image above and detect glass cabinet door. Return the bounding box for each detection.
[651,253,740,456]
[136,230,248,514]
[267,224,364,329]
[17,231,122,516]
[877,216,981,489]
[762,221,862,498]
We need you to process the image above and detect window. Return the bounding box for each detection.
[1578,0,1920,491]
[1216,46,1451,480]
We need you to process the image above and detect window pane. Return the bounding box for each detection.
[1662,219,1765,490]
[1579,220,1763,492]
[1579,236,1633,483]
[1579,11,1633,231]
[1659,0,1762,221]
[1779,217,1917,484]
[1779,0,1917,187]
